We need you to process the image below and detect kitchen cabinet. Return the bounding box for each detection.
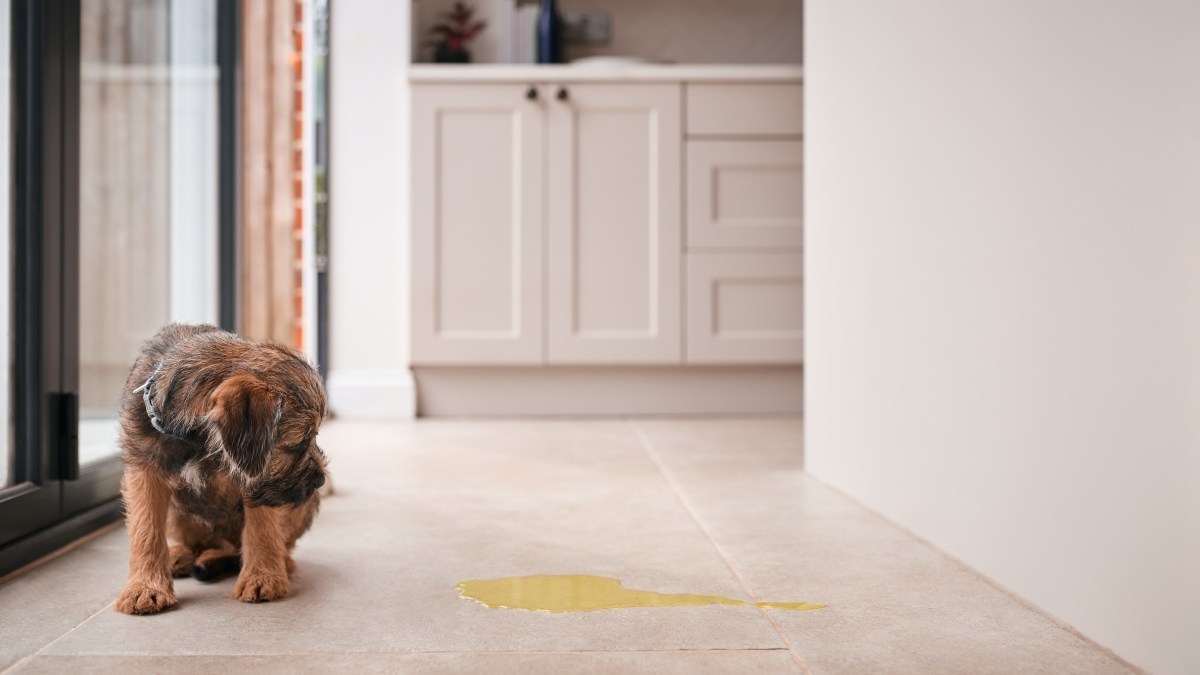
[409,68,804,411]
[411,81,681,365]
[681,82,803,365]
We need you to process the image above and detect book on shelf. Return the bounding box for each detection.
[512,3,539,64]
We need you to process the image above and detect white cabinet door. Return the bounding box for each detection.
[686,140,803,250]
[411,84,544,364]
[545,84,682,364]
[686,253,803,364]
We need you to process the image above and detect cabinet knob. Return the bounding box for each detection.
[526,86,538,100]
[556,86,569,101]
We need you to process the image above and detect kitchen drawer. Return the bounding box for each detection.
[686,83,803,136]
[686,140,802,250]
[686,253,803,364]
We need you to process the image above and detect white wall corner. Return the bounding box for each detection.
[327,368,416,420]
[328,0,413,419]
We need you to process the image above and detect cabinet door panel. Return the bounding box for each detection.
[412,85,543,364]
[686,140,803,250]
[546,84,682,364]
[686,253,803,364]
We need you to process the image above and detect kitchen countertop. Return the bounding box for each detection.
[408,63,802,83]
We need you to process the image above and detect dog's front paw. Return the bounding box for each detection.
[115,578,177,615]
[233,572,291,603]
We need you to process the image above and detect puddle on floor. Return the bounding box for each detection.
[456,575,825,613]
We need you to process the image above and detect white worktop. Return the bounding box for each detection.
[408,63,803,83]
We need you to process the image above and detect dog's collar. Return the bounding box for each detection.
[133,363,176,438]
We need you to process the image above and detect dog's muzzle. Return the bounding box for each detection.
[248,468,326,508]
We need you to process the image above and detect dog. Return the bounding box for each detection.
[114,323,328,615]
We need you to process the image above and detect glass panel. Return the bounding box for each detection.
[1,0,11,488]
[78,0,219,467]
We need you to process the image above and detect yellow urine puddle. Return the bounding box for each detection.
[456,575,825,613]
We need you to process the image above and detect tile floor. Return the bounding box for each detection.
[0,419,1134,674]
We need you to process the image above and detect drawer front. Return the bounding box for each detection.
[686,253,803,364]
[686,83,803,136]
[686,140,802,250]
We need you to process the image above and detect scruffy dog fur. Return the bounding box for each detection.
[115,324,328,615]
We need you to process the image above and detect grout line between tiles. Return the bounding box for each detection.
[13,648,796,658]
[628,419,812,675]
[1,600,116,675]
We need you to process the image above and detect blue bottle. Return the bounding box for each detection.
[537,0,562,64]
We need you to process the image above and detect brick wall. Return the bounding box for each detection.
[241,0,306,349]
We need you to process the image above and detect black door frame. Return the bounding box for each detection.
[218,0,241,334]
[0,0,64,551]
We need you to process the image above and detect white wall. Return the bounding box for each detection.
[328,0,416,418]
[806,3,1200,674]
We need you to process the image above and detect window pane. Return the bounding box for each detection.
[79,0,219,467]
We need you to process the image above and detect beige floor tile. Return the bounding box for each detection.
[12,651,804,675]
[633,418,1135,675]
[0,527,128,670]
[42,420,785,656]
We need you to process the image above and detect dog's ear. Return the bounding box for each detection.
[209,374,278,478]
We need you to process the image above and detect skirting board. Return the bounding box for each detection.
[413,366,803,417]
[327,368,417,419]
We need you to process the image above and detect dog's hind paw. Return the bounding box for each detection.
[115,579,177,615]
[169,545,195,578]
[191,548,241,582]
[233,572,291,603]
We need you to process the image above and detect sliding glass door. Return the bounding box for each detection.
[0,0,231,572]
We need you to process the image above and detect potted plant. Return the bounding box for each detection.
[430,2,486,63]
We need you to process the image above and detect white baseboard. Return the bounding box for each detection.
[326,368,417,420]
[413,366,803,417]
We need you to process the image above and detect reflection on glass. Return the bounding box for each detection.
[1,0,11,487]
[79,0,219,466]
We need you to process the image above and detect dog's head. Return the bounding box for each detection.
[206,347,328,508]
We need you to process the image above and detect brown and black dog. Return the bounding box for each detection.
[115,324,328,615]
